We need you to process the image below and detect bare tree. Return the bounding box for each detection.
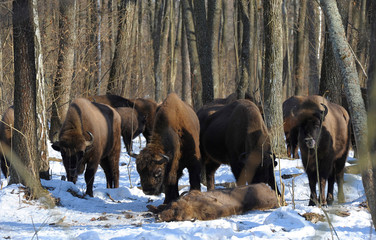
[49,0,75,141]
[182,0,203,110]
[263,0,286,156]
[320,0,375,229]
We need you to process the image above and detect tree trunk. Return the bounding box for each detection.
[308,0,321,95]
[181,16,192,105]
[50,0,75,142]
[10,0,53,205]
[182,0,203,110]
[194,0,213,104]
[294,0,308,95]
[32,0,50,180]
[320,0,375,229]
[208,0,222,99]
[263,0,286,156]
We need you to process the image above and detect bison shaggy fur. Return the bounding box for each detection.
[154,183,278,222]
[0,106,14,177]
[136,93,201,204]
[198,99,279,193]
[52,98,122,197]
[295,95,350,206]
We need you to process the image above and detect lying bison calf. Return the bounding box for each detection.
[152,183,278,222]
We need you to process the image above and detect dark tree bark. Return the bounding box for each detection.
[194,0,213,104]
[263,0,286,156]
[182,0,203,110]
[181,15,192,105]
[320,0,375,229]
[50,0,75,142]
[308,0,321,95]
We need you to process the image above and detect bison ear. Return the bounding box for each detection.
[51,142,61,152]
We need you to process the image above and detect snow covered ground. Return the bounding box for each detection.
[0,136,375,240]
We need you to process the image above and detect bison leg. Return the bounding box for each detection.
[123,134,133,156]
[188,159,201,191]
[100,156,120,189]
[327,173,335,205]
[336,168,345,204]
[307,172,318,206]
[84,165,98,197]
[163,183,179,204]
[319,177,327,206]
[205,161,221,190]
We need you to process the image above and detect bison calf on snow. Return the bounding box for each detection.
[295,95,350,206]
[136,93,201,204]
[154,183,278,222]
[52,98,122,197]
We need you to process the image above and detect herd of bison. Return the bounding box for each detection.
[0,92,354,221]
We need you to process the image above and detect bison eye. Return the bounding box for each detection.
[154,169,162,178]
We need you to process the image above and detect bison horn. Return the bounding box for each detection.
[156,154,169,164]
[85,131,94,147]
[320,103,328,117]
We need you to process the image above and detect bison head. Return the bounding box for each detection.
[52,131,94,183]
[298,103,328,149]
[136,144,169,196]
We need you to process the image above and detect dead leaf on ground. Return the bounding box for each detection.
[299,212,325,224]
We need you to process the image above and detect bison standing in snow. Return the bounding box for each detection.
[52,98,122,197]
[198,99,279,193]
[295,95,350,206]
[136,93,201,205]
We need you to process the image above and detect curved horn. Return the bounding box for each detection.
[320,103,328,117]
[155,153,169,165]
[85,131,94,147]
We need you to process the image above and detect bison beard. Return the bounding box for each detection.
[151,183,278,222]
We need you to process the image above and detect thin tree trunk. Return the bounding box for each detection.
[32,0,50,180]
[308,0,320,95]
[50,0,75,142]
[320,0,375,229]
[181,15,191,104]
[263,0,286,156]
[294,0,308,95]
[182,0,203,110]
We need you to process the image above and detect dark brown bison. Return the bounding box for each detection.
[153,183,278,222]
[52,98,122,197]
[136,93,201,205]
[116,107,145,156]
[0,106,14,177]
[282,96,305,159]
[294,95,350,206]
[88,94,158,143]
[198,99,279,193]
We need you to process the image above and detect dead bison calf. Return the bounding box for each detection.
[155,183,278,222]
[198,99,279,193]
[136,93,201,204]
[295,95,350,206]
[0,106,14,177]
[52,98,122,197]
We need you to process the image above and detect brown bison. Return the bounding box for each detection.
[136,93,201,205]
[294,95,350,206]
[198,99,279,193]
[153,183,278,222]
[0,106,14,177]
[116,107,145,156]
[282,96,305,159]
[52,98,122,197]
[88,94,158,143]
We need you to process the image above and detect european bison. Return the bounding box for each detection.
[88,94,158,143]
[116,107,145,156]
[294,95,350,206]
[282,96,305,159]
[198,99,279,193]
[154,183,278,222]
[136,93,201,205]
[0,106,14,177]
[52,98,122,197]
